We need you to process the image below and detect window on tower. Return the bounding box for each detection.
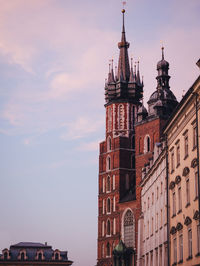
[106,156,111,171]
[123,209,135,248]
[106,242,111,257]
[107,220,111,236]
[144,135,151,153]
[108,107,112,132]
[107,198,111,213]
[107,136,112,151]
[107,176,111,192]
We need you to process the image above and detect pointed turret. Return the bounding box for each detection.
[129,58,135,83]
[136,61,141,86]
[107,60,115,84]
[117,9,130,82]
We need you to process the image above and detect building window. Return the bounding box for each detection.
[152,193,154,205]
[113,196,116,212]
[160,209,163,228]
[107,220,111,236]
[125,174,129,190]
[107,136,112,151]
[186,179,190,205]
[113,175,115,190]
[171,148,175,173]
[147,220,149,238]
[159,246,162,266]
[107,198,111,213]
[38,253,42,261]
[151,217,154,235]
[4,251,9,260]
[106,242,111,257]
[156,213,158,231]
[176,142,180,167]
[148,197,150,209]
[179,234,183,262]
[178,186,182,212]
[113,218,116,234]
[188,228,192,258]
[108,107,112,132]
[102,221,105,236]
[195,171,198,198]
[21,252,25,261]
[107,176,111,192]
[173,238,177,264]
[106,156,111,171]
[193,122,197,148]
[144,135,151,153]
[197,224,200,254]
[184,131,189,158]
[156,249,158,266]
[124,210,135,247]
[172,191,176,216]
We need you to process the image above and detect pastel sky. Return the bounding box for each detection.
[0,0,199,265]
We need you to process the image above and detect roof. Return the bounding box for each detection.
[10,242,51,248]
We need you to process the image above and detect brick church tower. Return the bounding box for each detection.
[97,9,178,266]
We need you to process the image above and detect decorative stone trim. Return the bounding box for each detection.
[182,167,190,176]
[176,222,183,231]
[184,216,192,226]
[191,158,198,168]
[175,175,181,184]
[169,181,175,190]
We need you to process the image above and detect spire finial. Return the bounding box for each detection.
[161,46,164,60]
[122,1,126,32]
[137,61,140,71]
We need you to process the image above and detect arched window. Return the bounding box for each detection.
[123,209,135,248]
[55,253,59,260]
[38,253,42,261]
[107,220,111,235]
[118,104,124,130]
[144,135,151,153]
[106,156,111,171]
[107,198,111,213]
[4,251,8,260]
[21,252,25,261]
[106,242,111,257]
[107,136,112,151]
[113,218,116,234]
[107,176,111,192]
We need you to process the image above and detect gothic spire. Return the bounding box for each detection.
[136,61,141,86]
[117,9,130,82]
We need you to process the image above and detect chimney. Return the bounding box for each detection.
[196,58,200,69]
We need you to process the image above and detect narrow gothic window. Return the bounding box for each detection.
[102,221,105,236]
[107,176,111,192]
[38,253,42,260]
[102,244,104,258]
[106,156,111,171]
[147,136,150,152]
[113,175,115,190]
[55,253,59,260]
[21,252,25,261]
[124,210,134,248]
[107,136,112,151]
[107,220,111,235]
[188,228,192,257]
[179,234,183,261]
[107,198,111,213]
[144,135,150,153]
[106,242,110,257]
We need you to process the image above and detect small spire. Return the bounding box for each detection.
[161,46,164,60]
[108,60,115,83]
[129,57,135,83]
[117,8,130,81]
[136,61,141,85]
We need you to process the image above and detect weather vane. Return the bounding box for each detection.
[122,1,126,10]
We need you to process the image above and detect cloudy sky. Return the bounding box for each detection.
[0,0,199,265]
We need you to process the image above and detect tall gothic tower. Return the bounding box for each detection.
[97,10,143,266]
